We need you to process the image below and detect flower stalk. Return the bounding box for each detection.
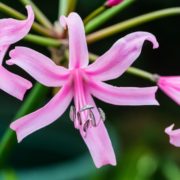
[86,7,180,44]
[58,0,77,16]
[24,34,62,47]
[84,6,106,25]
[126,67,157,82]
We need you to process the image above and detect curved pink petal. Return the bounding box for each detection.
[88,80,159,106]
[0,45,9,64]
[85,32,159,81]
[165,124,180,147]
[10,83,73,142]
[158,76,180,105]
[60,13,89,69]
[0,66,32,100]
[0,5,34,46]
[80,89,116,168]
[7,47,69,87]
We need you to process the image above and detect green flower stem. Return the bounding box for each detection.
[0,83,49,167]
[24,34,62,46]
[89,53,156,82]
[87,7,180,44]
[126,67,157,82]
[0,2,53,37]
[19,0,53,29]
[58,0,77,16]
[84,6,106,25]
[0,2,25,19]
[85,0,135,34]
[67,0,77,15]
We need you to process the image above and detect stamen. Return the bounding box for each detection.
[70,104,106,136]
[77,111,82,125]
[98,108,106,122]
[83,119,90,133]
[69,106,76,122]
[89,109,96,127]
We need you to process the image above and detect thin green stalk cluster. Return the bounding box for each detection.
[87,7,180,43]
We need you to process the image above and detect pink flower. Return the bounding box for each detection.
[0,6,34,100]
[8,13,159,168]
[106,0,124,7]
[158,76,180,105]
[165,124,180,147]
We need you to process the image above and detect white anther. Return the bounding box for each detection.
[83,119,90,133]
[98,108,106,122]
[69,106,76,122]
[80,105,94,112]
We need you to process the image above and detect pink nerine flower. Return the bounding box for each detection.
[0,6,34,100]
[8,13,159,168]
[106,0,124,7]
[165,124,180,147]
[158,76,180,105]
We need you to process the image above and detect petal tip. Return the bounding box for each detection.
[27,81,33,89]
[17,135,23,143]
[9,48,17,58]
[25,5,34,20]
[6,60,14,66]
[10,122,17,131]
[154,100,160,106]
[153,40,159,49]
[165,124,174,134]
[95,158,117,168]
[10,123,23,143]
[147,33,159,49]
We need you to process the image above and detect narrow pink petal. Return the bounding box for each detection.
[0,45,9,64]
[79,89,116,168]
[60,13,89,69]
[88,80,159,106]
[0,66,32,100]
[85,32,159,81]
[165,124,180,147]
[0,5,34,46]
[7,47,69,87]
[10,83,73,142]
[158,76,180,105]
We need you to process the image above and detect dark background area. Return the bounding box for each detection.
[0,0,180,179]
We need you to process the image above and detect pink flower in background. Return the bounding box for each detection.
[165,124,180,147]
[158,76,180,105]
[0,5,34,100]
[8,12,159,168]
[106,0,124,7]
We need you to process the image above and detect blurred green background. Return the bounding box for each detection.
[0,0,180,179]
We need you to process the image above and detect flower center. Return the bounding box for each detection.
[70,69,105,137]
